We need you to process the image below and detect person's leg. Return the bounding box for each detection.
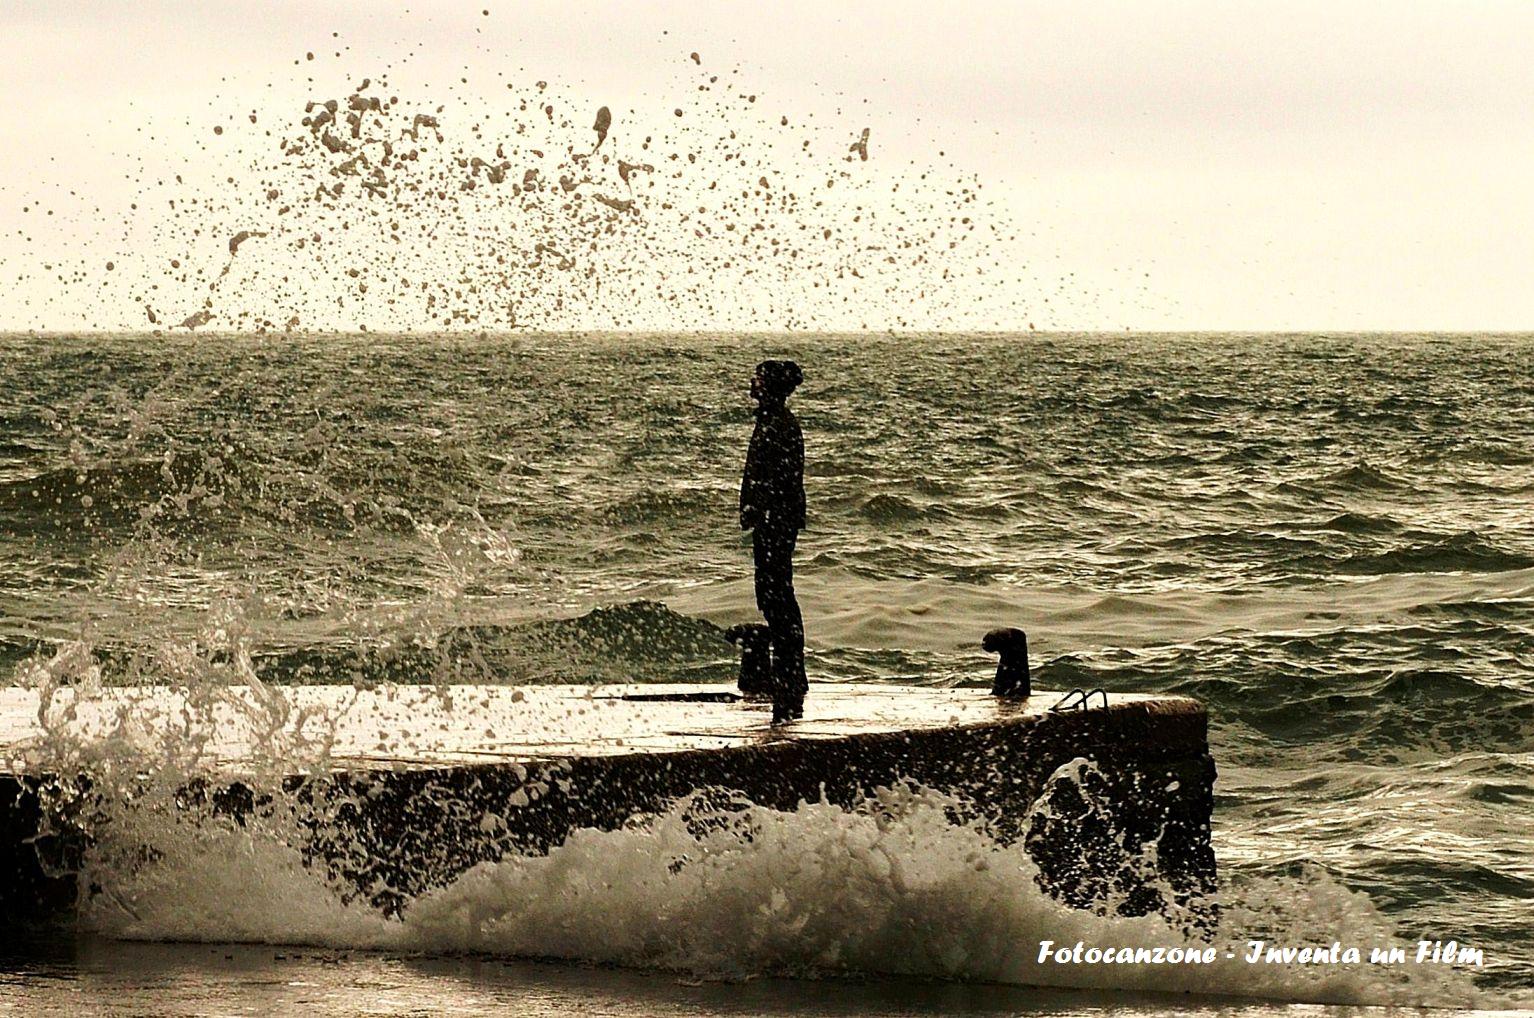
[775,527,806,701]
[753,523,805,714]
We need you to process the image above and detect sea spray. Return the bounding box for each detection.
[12,47,1023,334]
[9,605,371,928]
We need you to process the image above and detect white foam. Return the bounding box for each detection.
[69,777,1498,1009]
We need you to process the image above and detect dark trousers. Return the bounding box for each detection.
[752,521,806,701]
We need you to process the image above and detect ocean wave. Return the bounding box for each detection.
[857,493,949,524]
[1275,461,1408,495]
[599,488,725,526]
[1024,621,1534,761]
[526,599,728,663]
[1183,391,1239,410]
[0,442,486,538]
[257,600,733,685]
[1162,529,1328,557]
[4,600,736,688]
[1455,442,1534,466]
[0,635,43,675]
[1369,666,1498,701]
[1329,531,1534,576]
[0,438,52,460]
[1103,387,1163,409]
[909,475,960,496]
[0,455,249,528]
[1308,511,1403,535]
[1408,597,1534,621]
[1466,780,1534,806]
[1052,477,1105,494]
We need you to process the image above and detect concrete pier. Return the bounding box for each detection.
[0,683,1215,928]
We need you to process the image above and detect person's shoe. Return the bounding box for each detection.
[771,697,804,724]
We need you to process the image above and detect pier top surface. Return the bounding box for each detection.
[0,683,1204,775]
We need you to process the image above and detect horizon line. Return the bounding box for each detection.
[4,328,1534,340]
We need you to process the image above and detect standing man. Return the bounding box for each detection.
[740,359,807,723]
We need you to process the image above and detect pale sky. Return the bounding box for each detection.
[2,0,1533,331]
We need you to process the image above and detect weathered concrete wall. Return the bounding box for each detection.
[0,776,80,923]
[304,693,1216,928]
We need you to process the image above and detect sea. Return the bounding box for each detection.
[0,330,1531,1015]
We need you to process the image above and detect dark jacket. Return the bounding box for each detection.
[740,405,805,530]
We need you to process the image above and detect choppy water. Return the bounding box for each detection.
[2,330,1532,1012]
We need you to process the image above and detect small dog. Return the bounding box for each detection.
[983,627,1031,698]
[723,622,775,696]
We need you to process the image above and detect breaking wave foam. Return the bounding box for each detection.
[61,778,1494,1009]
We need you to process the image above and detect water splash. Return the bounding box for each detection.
[11,44,1026,333]
[52,762,1493,1009]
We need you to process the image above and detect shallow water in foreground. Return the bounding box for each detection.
[8,939,1531,1018]
[1,331,1531,1012]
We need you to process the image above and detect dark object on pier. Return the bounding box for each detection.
[983,627,1031,698]
[723,622,775,696]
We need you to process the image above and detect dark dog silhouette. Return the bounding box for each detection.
[983,627,1031,698]
[723,622,775,696]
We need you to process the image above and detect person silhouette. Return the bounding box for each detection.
[739,359,806,723]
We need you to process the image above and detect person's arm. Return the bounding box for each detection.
[740,422,762,529]
[788,416,806,530]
